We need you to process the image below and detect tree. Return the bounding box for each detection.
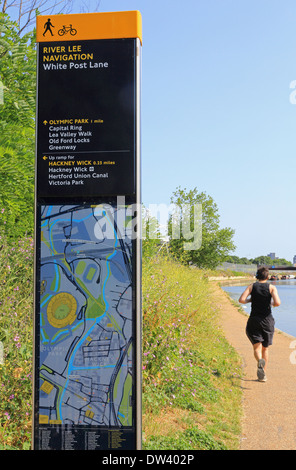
[1,0,71,35]
[0,13,35,236]
[0,13,36,131]
[0,0,101,35]
[250,256,292,266]
[168,187,236,269]
[224,255,253,265]
[0,144,34,236]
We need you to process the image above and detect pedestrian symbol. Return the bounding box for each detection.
[43,18,54,37]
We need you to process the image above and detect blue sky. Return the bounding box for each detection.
[86,0,296,262]
[17,0,296,260]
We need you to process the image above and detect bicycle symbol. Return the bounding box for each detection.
[58,24,77,36]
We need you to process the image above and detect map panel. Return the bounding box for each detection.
[37,204,134,433]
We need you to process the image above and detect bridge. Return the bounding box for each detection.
[266,266,296,271]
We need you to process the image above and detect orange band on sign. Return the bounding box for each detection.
[36,10,142,44]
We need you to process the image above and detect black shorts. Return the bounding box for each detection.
[246,315,275,348]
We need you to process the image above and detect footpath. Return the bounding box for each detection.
[212,282,296,450]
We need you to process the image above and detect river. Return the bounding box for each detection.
[222,279,296,338]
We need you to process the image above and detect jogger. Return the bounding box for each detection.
[239,267,281,382]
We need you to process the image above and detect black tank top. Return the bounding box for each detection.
[250,282,272,318]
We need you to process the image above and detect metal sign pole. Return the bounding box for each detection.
[33,11,142,451]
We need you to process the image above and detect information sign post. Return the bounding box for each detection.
[33,11,142,451]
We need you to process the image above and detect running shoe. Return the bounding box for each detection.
[257,358,266,381]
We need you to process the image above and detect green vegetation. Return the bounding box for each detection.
[168,187,235,269]
[0,225,33,449]
[0,13,36,238]
[226,254,292,266]
[142,257,242,450]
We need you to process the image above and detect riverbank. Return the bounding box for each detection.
[142,258,243,450]
[208,273,254,285]
[214,283,296,450]
[208,276,253,282]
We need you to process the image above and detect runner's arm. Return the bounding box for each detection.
[270,284,281,307]
[239,284,253,304]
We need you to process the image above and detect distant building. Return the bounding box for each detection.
[293,255,296,266]
[267,253,277,260]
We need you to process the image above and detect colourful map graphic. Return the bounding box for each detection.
[38,204,133,428]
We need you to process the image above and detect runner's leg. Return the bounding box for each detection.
[262,346,269,371]
[253,342,262,362]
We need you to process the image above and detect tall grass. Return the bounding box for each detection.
[0,222,33,449]
[142,257,242,450]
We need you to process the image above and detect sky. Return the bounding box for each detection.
[11,0,296,261]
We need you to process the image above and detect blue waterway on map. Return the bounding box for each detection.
[222,280,296,338]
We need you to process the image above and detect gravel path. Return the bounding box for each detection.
[214,283,296,450]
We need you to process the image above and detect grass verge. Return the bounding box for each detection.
[0,232,33,449]
[142,257,243,450]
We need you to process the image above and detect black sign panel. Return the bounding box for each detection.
[34,30,141,451]
[36,39,136,197]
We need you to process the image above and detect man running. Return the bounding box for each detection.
[239,267,281,382]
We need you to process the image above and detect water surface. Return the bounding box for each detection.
[222,280,296,338]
